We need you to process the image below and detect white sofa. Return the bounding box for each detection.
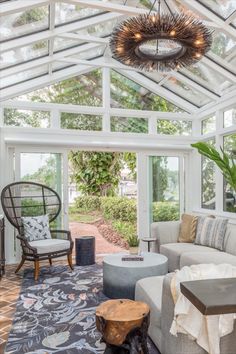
[151,220,236,272]
[134,220,236,353]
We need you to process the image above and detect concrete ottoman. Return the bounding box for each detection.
[103,252,168,299]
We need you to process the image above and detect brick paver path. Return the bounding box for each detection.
[70,222,127,255]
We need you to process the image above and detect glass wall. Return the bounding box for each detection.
[223,134,236,213]
[201,139,216,210]
[150,156,180,222]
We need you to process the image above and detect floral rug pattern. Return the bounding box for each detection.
[5,264,159,354]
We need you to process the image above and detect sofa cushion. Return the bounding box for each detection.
[29,239,70,254]
[22,214,51,242]
[180,251,236,268]
[178,214,198,243]
[135,276,164,329]
[195,216,228,251]
[224,224,236,256]
[160,243,218,272]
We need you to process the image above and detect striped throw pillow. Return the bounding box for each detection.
[195,216,228,251]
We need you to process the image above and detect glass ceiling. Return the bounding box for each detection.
[0,0,236,110]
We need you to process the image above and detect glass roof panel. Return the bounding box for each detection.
[0,40,48,69]
[53,37,84,53]
[0,65,48,89]
[75,18,118,37]
[163,77,212,107]
[55,2,103,26]
[198,0,236,19]
[110,70,186,112]
[180,61,234,95]
[210,30,236,60]
[0,5,49,42]
[106,0,152,9]
[14,69,103,106]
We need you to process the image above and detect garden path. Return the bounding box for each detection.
[70,222,127,255]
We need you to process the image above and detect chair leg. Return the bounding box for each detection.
[15,256,26,274]
[67,253,73,270]
[49,257,52,266]
[34,260,40,281]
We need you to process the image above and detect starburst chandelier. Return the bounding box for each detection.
[110,0,212,72]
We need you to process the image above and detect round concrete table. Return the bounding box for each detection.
[103,253,168,300]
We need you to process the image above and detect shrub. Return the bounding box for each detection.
[101,197,136,223]
[75,196,101,211]
[152,202,179,222]
[112,220,137,240]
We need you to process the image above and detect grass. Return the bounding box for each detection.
[69,205,102,223]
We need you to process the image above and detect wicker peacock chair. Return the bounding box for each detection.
[1,181,74,280]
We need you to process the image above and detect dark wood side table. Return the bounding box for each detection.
[141,237,156,252]
[0,216,5,278]
[96,299,150,353]
[180,278,236,315]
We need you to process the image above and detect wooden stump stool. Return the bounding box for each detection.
[96,299,150,354]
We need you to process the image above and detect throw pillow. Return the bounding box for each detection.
[195,216,228,251]
[21,214,51,242]
[178,214,198,243]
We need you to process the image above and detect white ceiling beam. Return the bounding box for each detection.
[116,69,198,114]
[0,12,122,52]
[206,52,236,76]
[0,63,100,102]
[181,0,236,39]
[49,1,56,75]
[225,10,236,24]
[57,33,108,44]
[0,43,103,79]
[1,100,192,119]
[0,0,50,15]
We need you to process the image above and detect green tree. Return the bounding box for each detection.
[70,151,123,196]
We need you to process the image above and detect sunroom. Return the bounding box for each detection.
[0,1,236,353]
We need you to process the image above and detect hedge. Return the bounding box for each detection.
[74,196,179,222]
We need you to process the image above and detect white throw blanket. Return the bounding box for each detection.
[170,264,236,354]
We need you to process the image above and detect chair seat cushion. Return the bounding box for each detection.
[160,243,218,272]
[180,251,236,268]
[29,239,70,254]
[135,276,164,329]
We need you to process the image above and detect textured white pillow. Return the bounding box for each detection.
[195,216,228,251]
[21,214,51,242]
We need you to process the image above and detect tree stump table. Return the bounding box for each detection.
[96,299,150,354]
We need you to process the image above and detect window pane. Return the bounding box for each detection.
[4,109,50,128]
[201,139,216,210]
[157,120,192,135]
[202,116,216,134]
[0,65,48,89]
[110,71,185,112]
[150,156,180,222]
[55,2,102,26]
[224,108,236,128]
[198,0,236,19]
[61,113,102,131]
[15,69,102,106]
[111,116,148,133]
[0,41,48,69]
[0,6,49,41]
[223,134,236,212]
[163,77,212,107]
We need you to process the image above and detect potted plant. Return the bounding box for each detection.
[191,142,236,192]
[126,234,140,255]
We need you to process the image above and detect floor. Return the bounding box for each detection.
[0,223,127,353]
[70,221,127,255]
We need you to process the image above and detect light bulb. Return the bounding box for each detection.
[194,39,202,45]
[195,52,201,58]
[170,30,176,36]
[135,33,142,39]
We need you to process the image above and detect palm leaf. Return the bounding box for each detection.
[191,142,236,193]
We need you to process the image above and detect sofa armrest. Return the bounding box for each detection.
[151,221,180,252]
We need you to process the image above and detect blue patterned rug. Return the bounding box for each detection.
[5,264,160,354]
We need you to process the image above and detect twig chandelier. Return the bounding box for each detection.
[110,0,212,72]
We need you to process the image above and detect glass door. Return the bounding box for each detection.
[150,156,182,223]
[137,152,185,241]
